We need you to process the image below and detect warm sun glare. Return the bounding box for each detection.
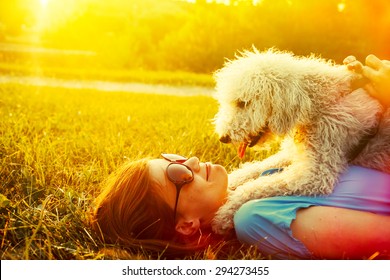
[39,0,50,8]
[31,0,84,33]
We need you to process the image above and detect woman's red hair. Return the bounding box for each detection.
[90,159,215,258]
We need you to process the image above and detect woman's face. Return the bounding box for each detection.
[149,156,228,229]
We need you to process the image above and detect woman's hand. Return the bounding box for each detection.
[344,54,390,107]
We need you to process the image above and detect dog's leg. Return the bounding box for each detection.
[213,171,294,234]
[228,153,290,190]
[213,144,347,234]
[213,164,340,234]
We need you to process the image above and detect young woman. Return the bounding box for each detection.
[91,153,390,259]
[91,55,390,259]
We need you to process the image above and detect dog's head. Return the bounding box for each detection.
[213,48,312,158]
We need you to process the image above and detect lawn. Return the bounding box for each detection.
[0,83,274,259]
[0,61,215,87]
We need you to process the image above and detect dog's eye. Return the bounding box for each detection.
[236,100,248,109]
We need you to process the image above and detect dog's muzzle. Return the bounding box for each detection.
[220,130,267,159]
[248,134,263,147]
[219,132,264,146]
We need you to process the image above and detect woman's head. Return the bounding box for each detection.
[91,158,177,246]
[91,154,228,255]
[149,154,228,236]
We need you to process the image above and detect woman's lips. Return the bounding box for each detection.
[205,162,211,180]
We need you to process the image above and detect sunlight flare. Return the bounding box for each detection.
[338,1,346,12]
[39,0,50,8]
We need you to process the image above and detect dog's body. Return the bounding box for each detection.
[211,48,390,234]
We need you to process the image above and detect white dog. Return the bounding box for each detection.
[211,48,390,234]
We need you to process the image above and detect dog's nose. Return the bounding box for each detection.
[219,135,231,143]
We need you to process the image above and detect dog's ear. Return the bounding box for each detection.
[267,82,312,135]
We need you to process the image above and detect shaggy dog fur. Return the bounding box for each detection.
[211,48,390,234]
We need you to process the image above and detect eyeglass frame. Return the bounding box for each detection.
[161,153,194,221]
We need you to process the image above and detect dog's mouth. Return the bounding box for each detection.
[237,132,266,159]
[238,142,248,159]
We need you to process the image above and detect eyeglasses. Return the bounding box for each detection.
[161,153,194,221]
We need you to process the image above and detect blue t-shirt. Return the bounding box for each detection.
[233,166,390,259]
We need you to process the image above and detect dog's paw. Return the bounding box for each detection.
[228,169,257,190]
[211,214,234,235]
[228,160,281,190]
[211,203,237,235]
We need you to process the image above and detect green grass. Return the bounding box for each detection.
[0,83,275,260]
[0,62,215,87]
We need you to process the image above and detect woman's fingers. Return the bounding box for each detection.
[343,55,363,72]
[343,55,357,65]
[365,54,384,71]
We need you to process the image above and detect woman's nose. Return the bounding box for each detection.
[185,157,200,172]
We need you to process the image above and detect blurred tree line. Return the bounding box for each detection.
[0,0,389,73]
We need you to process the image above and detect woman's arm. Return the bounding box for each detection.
[291,206,390,259]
